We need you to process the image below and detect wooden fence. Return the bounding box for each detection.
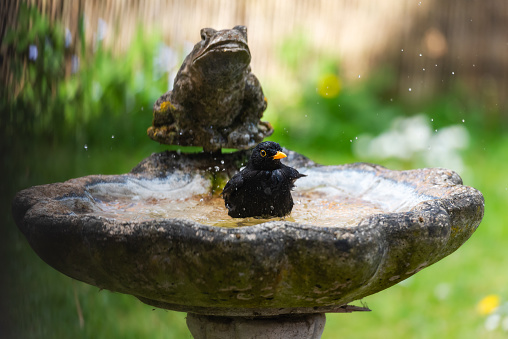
[2,0,507,112]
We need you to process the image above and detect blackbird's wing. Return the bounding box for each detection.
[222,168,267,197]
[280,165,307,188]
[221,172,244,199]
[222,166,303,198]
[263,166,306,194]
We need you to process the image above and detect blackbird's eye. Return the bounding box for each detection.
[260,150,267,157]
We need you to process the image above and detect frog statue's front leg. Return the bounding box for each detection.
[147,75,192,146]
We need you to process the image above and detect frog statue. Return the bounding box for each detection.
[147,25,273,152]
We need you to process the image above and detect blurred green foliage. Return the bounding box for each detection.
[1,4,168,149]
[267,32,497,166]
[2,4,508,339]
[2,4,66,138]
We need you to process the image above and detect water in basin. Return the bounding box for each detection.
[82,167,434,228]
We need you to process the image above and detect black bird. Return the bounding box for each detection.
[222,141,306,218]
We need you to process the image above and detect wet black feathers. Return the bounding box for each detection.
[222,141,306,218]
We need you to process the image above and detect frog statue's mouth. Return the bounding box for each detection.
[193,40,251,77]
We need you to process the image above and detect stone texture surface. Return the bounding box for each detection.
[186,313,326,339]
[12,150,484,316]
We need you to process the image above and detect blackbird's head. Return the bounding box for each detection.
[248,141,287,170]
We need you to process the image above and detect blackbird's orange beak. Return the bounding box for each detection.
[272,151,287,160]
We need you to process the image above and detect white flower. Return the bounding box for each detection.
[485,314,501,331]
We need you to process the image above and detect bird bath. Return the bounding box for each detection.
[12,148,484,338]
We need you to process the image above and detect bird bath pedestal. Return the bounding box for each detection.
[12,149,483,338]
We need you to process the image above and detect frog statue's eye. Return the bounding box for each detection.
[200,28,216,41]
[260,150,267,157]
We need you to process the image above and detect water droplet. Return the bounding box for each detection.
[84,144,88,150]
[111,135,115,139]
[350,140,352,142]
[434,129,438,132]
[419,53,422,57]
[214,166,220,172]
[431,118,434,122]
[199,198,204,202]
[462,119,465,123]
[305,115,308,118]
[355,137,358,140]
[408,88,412,92]
[358,74,361,78]
[451,71,455,75]
[422,68,426,71]
[401,49,404,52]
[220,160,225,165]
[141,106,144,111]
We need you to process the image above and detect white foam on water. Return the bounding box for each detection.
[87,174,211,201]
[296,167,433,213]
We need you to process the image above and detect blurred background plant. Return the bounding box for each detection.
[1,1,508,338]
[1,4,172,150]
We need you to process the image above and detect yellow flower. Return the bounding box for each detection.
[477,295,500,315]
[317,73,341,99]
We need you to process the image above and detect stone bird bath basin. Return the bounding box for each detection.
[12,149,484,338]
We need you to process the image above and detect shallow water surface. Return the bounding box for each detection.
[84,167,432,228]
[92,190,384,227]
